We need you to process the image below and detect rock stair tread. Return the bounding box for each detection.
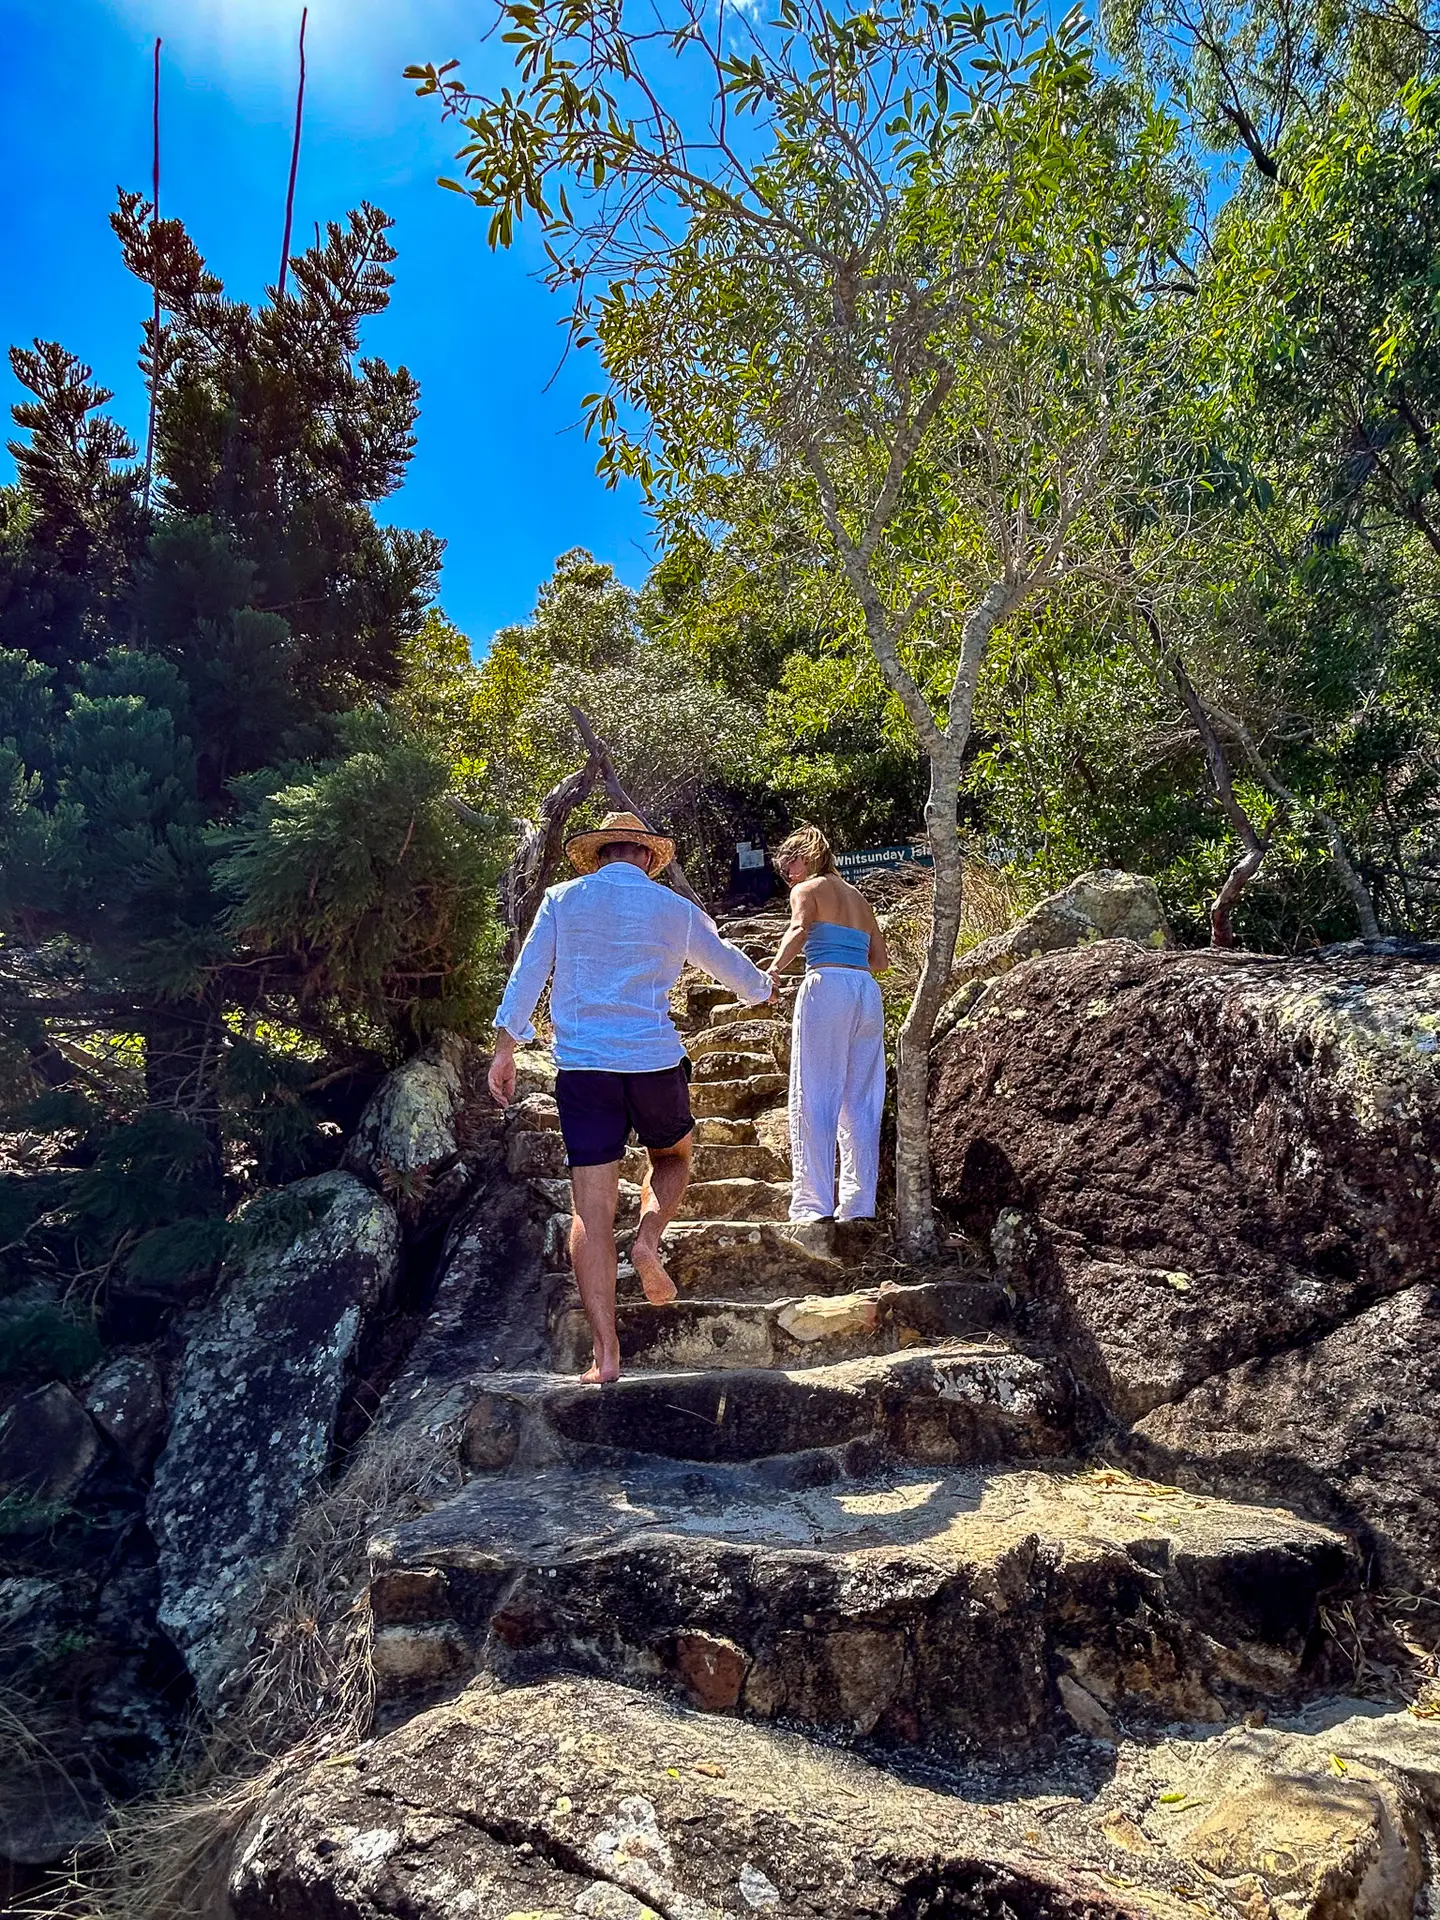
[231,1668,1440,1920]
[456,1339,1075,1471]
[547,1277,1014,1372]
[376,1455,1352,1574]
[367,1460,1357,1746]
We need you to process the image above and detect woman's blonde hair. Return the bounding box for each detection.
[774,823,835,877]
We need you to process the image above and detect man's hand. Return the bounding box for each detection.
[488,1032,518,1108]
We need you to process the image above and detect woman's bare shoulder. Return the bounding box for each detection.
[838,876,880,926]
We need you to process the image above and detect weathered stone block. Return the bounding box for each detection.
[0,1383,101,1505]
[148,1171,401,1701]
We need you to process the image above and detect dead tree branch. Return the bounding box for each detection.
[568,707,708,912]
[499,755,602,964]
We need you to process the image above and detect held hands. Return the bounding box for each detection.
[487,1034,518,1108]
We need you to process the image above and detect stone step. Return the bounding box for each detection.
[687,1140,788,1181]
[368,1460,1358,1754]
[647,1219,863,1298]
[460,1342,1075,1473]
[691,1048,778,1085]
[673,980,737,1028]
[691,1074,787,1119]
[693,1116,756,1145]
[687,1020,783,1063]
[707,996,778,1026]
[720,915,790,937]
[675,1177,791,1222]
[507,1130,784,1187]
[547,1278,1013,1373]
[236,1670,1440,1920]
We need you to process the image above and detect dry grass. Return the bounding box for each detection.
[19,1420,462,1920]
[873,854,1031,1018]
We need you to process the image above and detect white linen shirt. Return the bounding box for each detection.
[494,862,771,1072]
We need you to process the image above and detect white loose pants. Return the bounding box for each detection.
[788,967,886,1222]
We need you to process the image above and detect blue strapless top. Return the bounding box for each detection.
[804,922,872,969]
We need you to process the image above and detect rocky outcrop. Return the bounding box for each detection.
[1125,1285,1440,1589]
[228,1674,1440,1920]
[929,938,1440,1585]
[343,1032,473,1228]
[148,1170,401,1701]
[935,870,1170,1038]
[81,1354,167,1475]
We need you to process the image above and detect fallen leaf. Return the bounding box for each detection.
[694,1761,727,1778]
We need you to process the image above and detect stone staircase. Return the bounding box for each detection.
[365,906,1359,1761]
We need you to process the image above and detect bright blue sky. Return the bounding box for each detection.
[0,0,655,651]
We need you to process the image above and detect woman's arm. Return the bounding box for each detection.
[766,882,818,979]
[856,891,890,972]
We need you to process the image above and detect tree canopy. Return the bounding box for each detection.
[0,201,503,1331]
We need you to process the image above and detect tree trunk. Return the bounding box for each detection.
[1142,624,1277,950]
[893,741,965,1260]
[500,756,601,964]
[1318,813,1381,939]
[1210,842,1269,948]
[1210,705,1382,941]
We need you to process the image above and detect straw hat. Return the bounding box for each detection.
[565,810,675,877]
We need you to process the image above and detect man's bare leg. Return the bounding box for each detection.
[631,1133,692,1306]
[570,1161,622,1383]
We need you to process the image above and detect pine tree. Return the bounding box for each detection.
[0,201,500,1334]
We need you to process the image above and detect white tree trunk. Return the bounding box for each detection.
[894,740,965,1259]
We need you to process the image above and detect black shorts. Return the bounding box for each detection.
[555,1062,694,1169]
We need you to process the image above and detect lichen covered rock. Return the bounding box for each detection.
[227,1673,1175,1920]
[148,1170,401,1700]
[929,939,1440,1583]
[343,1033,472,1224]
[936,870,1170,1038]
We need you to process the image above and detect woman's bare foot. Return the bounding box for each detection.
[631,1237,678,1305]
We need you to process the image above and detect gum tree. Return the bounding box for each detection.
[413,0,1185,1252]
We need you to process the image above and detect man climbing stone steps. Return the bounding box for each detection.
[364,900,1359,1759]
[224,897,1440,1920]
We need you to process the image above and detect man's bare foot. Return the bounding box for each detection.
[631,1237,678,1305]
[580,1356,620,1385]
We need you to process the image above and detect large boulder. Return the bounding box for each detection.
[343,1033,473,1228]
[936,870,1169,1039]
[148,1171,401,1701]
[929,939,1440,1584]
[228,1673,1171,1920]
[1125,1285,1440,1589]
[0,1382,101,1506]
[226,1676,1440,1920]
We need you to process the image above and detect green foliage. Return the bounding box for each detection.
[0,193,508,1322]
[423,0,1440,946]
[0,1302,102,1383]
[217,726,503,1039]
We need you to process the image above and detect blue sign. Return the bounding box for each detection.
[835,844,933,876]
